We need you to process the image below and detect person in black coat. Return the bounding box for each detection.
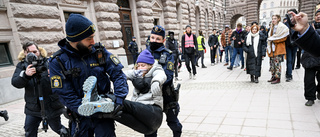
[208,29,219,65]
[11,42,67,137]
[243,25,266,83]
[128,36,139,64]
[289,11,320,57]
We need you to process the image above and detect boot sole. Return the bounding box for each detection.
[82,76,98,103]
[78,101,114,116]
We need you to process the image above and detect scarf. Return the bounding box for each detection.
[267,22,289,54]
[246,32,260,57]
[236,29,242,34]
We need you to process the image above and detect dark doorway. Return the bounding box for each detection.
[118,0,134,64]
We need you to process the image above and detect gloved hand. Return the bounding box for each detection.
[150,82,160,93]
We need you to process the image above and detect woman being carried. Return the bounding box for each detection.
[78,49,167,135]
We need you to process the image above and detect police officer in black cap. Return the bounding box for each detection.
[147,25,182,137]
[165,31,181,81]
[128,36,139,64]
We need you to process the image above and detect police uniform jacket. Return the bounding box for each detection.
[125,61,166,110]
[147,46,175,105]
[128,41,138,54]
[49,39,128,114]
[11,48,64,118]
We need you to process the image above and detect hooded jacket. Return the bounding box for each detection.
[11,47,64,118]
[124,61,167,110]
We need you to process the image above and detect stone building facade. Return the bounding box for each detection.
[0,0,225,104]
[0,0,319,104]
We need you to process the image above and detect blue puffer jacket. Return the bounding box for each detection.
[49,39,128,114]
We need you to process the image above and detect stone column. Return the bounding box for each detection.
[136,0,153,46]
[162,0,178,36]
[94,0,123,49]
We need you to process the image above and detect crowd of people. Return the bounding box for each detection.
[3,4,320,137]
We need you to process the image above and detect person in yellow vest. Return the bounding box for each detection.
[196,30,207,68]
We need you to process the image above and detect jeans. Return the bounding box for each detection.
[285,46,298,78]
[230,48,244,67]
[25,115,65,137]
[173,54,179,77]
[196,50,205,66]
[116,100,163,135]
[234,54,240,67]
[224,45,233,63]
[210,47,217,63]
[184,53,197,75]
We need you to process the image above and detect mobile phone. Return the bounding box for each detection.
[286,14,296,27]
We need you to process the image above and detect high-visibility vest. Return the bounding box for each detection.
[197,35,204,51]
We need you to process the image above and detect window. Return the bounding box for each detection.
[271,2,274,8]
[64,12,83,22]
[0,43,13,67]
[263,3,267,9]
[280,1,282,6]
[270,11,274,17]
[263,12,266,18]
[117,0,130,8]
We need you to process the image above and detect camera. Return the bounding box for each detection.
[286,14,296,28]
[26,53,47,73]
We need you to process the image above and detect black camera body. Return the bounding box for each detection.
[26,53,47,74]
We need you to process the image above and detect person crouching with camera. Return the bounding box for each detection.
[11,42,68,137]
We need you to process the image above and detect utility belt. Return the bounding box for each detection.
[164,101,178,113]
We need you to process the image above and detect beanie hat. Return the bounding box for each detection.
[151,25,165,38]
[66,14,96,42]
[185,25,192,29]
[136,50,155,64]
[168,31,174,35]
[316,9,320,16]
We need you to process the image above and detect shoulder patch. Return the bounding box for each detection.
[51,75,62,88]
[167,61,174,71]
[110,54,120,65]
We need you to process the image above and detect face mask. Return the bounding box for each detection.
[150,42,163,51]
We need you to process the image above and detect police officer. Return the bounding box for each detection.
[147,25,182,137]
[128,36,139,64]
[49,14,128,136]
[11,41,68,136]
[165,31,181,81]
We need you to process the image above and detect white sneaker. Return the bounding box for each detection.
[175,77,182,81]
[211,63,215,66]
[189,73,192,79]
[193,75,196,80]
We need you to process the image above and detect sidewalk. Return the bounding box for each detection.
[1,52,319,137]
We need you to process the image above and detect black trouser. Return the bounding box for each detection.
[116,100,163,135]
[184,53,197,75]
[210,47,217,63]
[25,115,66,137]
[196,50,205,66]
[173,54,179,77]
[304,67,320,100]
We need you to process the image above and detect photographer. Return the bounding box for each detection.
[289,11,320,57]
[11,42,68,137]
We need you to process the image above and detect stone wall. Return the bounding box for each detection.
[94,0,124,48]
[9,1,64,54]
[136,0,153,46]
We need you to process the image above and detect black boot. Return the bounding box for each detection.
[0,110,9,121]
[254,76,259,83]
[250,75,254,82]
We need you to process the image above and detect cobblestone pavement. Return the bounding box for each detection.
[1,53,320,137]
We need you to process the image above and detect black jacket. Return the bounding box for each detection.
[208,34,219,48]
[11,52,64,118]
[181,33,198,54]
[243,33,266,77]
[231,30,246,48]
[293,26,320,57]
[128,41,138,54]
[165,38,178,55]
